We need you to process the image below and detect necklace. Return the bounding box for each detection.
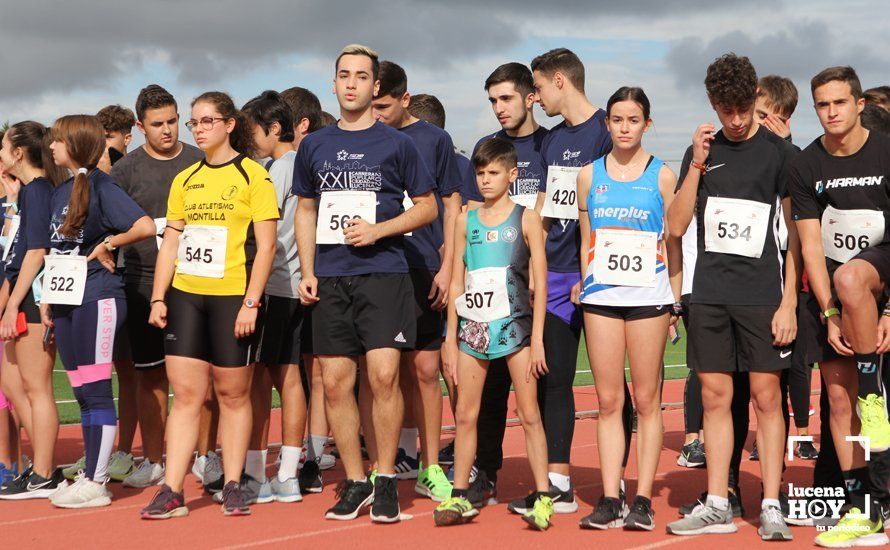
[610,153,645,181]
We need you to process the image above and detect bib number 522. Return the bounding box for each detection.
[48,276,74,292]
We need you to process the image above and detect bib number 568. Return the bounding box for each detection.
[717,222,752,241]
[329,214,362,231]
[185,246,214,264]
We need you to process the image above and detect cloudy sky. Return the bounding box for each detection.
[2,0,886,164]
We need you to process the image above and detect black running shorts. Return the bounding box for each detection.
[408,268,444,351]
[124,282,166,369]
[256,295,303,365]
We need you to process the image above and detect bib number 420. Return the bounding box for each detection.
[716,222,752,241]
[551,189,576,206]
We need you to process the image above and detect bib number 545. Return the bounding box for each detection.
[184,246,214,264]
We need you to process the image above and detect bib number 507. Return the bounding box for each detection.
[464,291,494,309]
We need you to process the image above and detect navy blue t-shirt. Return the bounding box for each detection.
[292,121,436,277]
[400,120,462,272]
[455,152,481,204]
[468,126,550,202]
[50,170,146,304]
[5,177,53,285]
[538,111,611,272]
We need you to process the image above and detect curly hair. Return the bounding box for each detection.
[96,104,136,133]
[705,53,757,108]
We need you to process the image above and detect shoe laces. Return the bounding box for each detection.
[861,395,887,427]
[762,505,784,524]
[534,495,554,514]
[222,481,247,508]
[631,498,651,516]
[375,477,397,501]
[335,479,366,501]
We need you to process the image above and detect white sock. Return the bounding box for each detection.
[399,428,419,458]
[245,449,267,481]
[377,472,397,479]
[707,494,729,511]
[548,472,571,492]
[307,435,326,461]
[278,446,301,482]
[762,498,781,511]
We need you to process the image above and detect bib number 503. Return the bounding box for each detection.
[607,254,643,272]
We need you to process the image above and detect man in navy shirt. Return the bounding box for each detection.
[293,44,438,523]
[371,61,461,501]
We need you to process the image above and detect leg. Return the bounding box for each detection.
[835,259,884,397]
[114,359,137,454]
[320,355,363,480]
[626,313,670,498]
[411,349,443,467]
[539,312,579,478]
[196,385,219,456]
[306,354,330,460]
[583,311,628,499]
[822,359,865,471]
[729,372,750,489]
[750,371,785,501]
[452,351,488,490]
[357,363,377,466]
[506,347,549,493]
[213,365,254,484]
[137,366,168,463]
[700,372,735,499]
[813,371,843,489]
[684,370,704,444]
[476,357,510,480]
[365,348,404,475]
[0,346,31,442]
[164,357,212,492]
[11,328,57,478]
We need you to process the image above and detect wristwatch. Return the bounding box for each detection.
[243,298,260,309]
[103,235,116,252]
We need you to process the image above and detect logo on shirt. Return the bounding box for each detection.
[595,185,609,194]
[221,185,238,201]
[592,206,651,222]
[318,161,382,192]
[562,149,581,161]
[819,176,884,190]
[486,230,499,242]
[336,150,365,161]
[517,161,530,168]
[502,226,518,242]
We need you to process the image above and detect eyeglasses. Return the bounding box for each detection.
[185,117,227,131]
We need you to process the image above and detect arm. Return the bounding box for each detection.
[772,197,801,346]
[659,166,683,305]
[148,220,184,329]
[667,125,714,238]
[577,164,593,284]
[234,219,276,339]
[431,192,461,310]
[442,211,468,386]
[87,216,156,272]
[344,191,438,246]
[295,196,319,305]
[524,209,548,380]
[0,249,46,339]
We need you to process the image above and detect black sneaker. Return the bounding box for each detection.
[467,469,498,508]
[507,484,578,514]
[325,479,374,521]
[299,459,323,494]
[749,441,759,461]
[220,480,250,516]
[795,441,819,460]
[679,487,744,518]
[677,439,706,468]
[624,495,655,531]
[370,476,400,523]
[0,467,67,500]
[438,441,455,466]
[580,496,627,529]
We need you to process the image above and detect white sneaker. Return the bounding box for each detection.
[122,461,165,488]
[51,473,85,502]
[191,454,206,483]
[51,477,112,509]
[318,454,336,471]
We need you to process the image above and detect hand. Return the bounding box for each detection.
[442,340,459,386]
[878,316,890,354]
[148,301,168,329]
[528,340,548,381]
[771,303,797,347]
[827,315,853,356]
[39,303,53,330]
[429,268,450,311]
[762,114,791,139]
[87,243,116,273]
[343,218,381,247]
[234,305,258,339]
[692,123,716,164]
[570,281,581,305]
[0,167,20,200]
[0,306,19,340]
[298,276,320,306]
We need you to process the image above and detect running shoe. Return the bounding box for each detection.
[220,480,251,516]
[51,476,112,509]
[394,447,419,480]
[624,496,655,531]
[434,495,478,526]
[107,451,136,482]
[271,476,302,503]
[679,487,744,518]
[415,464,452,502]
[63,455,86,480]
[299,459,323,494]
[666,502,737,535]
[467,469,498,508]
[814,508,888,547]
[371,475,400,523]
[203,451,224,494]
[749,441,759,461]
[580,496,627,529]
[795,440,820,460]
[508,484,578,514]
[0,467,67,500]
[140,484,188,520]
[0,461,18,487]
[858,394,890,451]
[445,463,477,483]
[677,439,706,468]
[325,479,373,521]
[438,441,455,466]
[122,460,165,488]
[318,453,336,471]
[191,453,206,483]
[758,505,793,541]
[212,474,274,505]
[522,495,554,531]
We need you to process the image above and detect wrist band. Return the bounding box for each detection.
[150,299,165,305]
[690,161,708,175]
[822,307,840,319]
[671,302,684,316]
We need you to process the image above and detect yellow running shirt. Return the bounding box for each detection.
[167,155,280,296]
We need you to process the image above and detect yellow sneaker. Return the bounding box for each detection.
[858,394,890,452]
[814,508,888,547]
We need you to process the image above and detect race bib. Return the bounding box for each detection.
[41,253,87,306]
[176,225,227,278]
[540,166,581,220]
[703,197,771,258]
[316,191,377,245]
[456,266,511,323]
[154,217,167,250]
[2,215,20,262]
[511,193,538,210]
[821,205,885,264]
[592,229,658,287]
[402,192,414,237]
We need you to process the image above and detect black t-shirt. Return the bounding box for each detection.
[679,125,797,305]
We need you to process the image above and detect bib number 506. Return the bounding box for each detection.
[833,233,870,251]
[716,222,752,241]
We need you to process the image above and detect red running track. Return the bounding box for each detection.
[3,375,827,549]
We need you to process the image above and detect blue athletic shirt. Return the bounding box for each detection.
[5,177,53,285]
[580,156,674,306]
[50,170,146,303]
[400,120,462,271]
[455,152,482,204]
[538,110,611,272]
[292,121,436,277]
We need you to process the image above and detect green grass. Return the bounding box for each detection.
[51,326,689,424]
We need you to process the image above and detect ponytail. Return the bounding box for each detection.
[192,91,255,159]
[51,115,105,237]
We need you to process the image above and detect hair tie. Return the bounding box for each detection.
[77,167,88,175]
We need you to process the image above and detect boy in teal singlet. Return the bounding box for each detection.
[434,137,553,530]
